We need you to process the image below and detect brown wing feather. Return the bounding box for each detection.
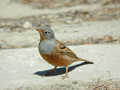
[55,40,79,59]
[55,40,94,63]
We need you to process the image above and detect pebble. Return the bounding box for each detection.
[23,21,32,28]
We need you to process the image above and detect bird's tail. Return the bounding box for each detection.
[77,58,94,64]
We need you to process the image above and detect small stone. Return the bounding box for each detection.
[104,35,113,42]
[23,21,32,28]
[72,81,78,85]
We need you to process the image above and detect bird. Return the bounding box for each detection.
[36,26,94,79]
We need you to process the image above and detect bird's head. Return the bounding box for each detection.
[36,26,55,41]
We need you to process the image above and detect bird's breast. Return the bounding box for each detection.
[39,40,55,54]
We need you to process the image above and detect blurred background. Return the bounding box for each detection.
[0,0,120,90]
[0,0,120,49]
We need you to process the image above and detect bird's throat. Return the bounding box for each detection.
[39,40,55,55]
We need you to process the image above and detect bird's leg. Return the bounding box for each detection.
[49,66,57,72]
[53,66,57,71]
[62,66,69,79]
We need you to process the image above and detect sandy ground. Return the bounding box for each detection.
[0,20,120,49]
[0,0,120,49]
[0,44,120,89]
[0,0,120,90]
[0,0,100,18]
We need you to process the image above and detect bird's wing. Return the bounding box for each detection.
[55,40,78,59]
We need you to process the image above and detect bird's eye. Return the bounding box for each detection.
[44,32,50,34]
[44,32,48,34]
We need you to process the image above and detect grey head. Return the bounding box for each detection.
[36,26,56,54]
[36,26,55,41]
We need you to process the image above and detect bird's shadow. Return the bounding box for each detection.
[34,62,92,77]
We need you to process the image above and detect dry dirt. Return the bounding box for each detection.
[0,0,120,90]
[0,0,120,48]
[0,45,120,90]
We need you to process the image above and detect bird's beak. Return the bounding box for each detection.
[36,29,43,32]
